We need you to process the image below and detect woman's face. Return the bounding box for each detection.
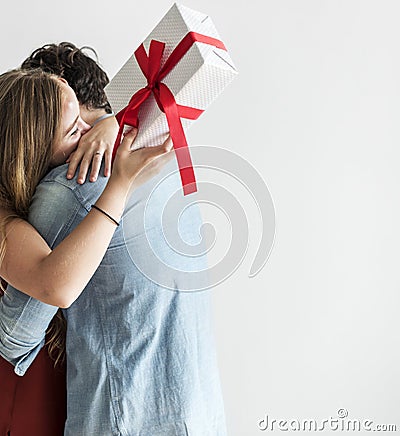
[50,79,90,167]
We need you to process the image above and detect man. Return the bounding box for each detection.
[0,43,227,435]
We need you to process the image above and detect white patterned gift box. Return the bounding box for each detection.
[105,3,237,195]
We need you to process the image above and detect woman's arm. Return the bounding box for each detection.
[0,129,173,308]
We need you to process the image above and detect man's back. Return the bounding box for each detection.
[29,162,227,435]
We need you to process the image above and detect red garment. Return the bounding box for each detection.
[0,346,66,435]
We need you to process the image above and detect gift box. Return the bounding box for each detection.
[105,2,238,195]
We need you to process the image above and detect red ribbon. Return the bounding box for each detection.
[112,31,227,195]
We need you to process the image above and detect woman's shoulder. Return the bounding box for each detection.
[0,207,14,220]
[0,208,24,228]
[0,207,16,218]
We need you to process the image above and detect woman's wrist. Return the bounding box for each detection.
[91,204,120,226]
[95,174,132,221]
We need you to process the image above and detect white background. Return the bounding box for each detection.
[1,1,399,434]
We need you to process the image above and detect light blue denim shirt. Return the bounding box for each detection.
[0,161,227,436]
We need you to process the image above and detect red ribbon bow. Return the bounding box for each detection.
[112,31,227,195]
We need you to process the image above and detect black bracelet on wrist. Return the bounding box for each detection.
[91,204,120,227]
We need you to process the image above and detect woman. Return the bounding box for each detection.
[1,42,123,436]
[0,68,172,435]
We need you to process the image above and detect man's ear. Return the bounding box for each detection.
[57,77,68,85]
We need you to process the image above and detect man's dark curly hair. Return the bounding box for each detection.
[21,41,112,113]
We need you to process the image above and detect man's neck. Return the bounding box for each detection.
[79,105,108,126]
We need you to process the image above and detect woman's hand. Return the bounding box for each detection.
[111,128,174,191]
[66,116,119,184]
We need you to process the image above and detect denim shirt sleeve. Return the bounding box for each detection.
[0,290,59,375]
[0,169,104,376]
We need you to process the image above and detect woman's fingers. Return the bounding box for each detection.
[89,151,105,182]
[152,136,173,155]
[104,149,112,178]
[67,147,106,184]
[129,137,175,188]
[134,136,173,162]
[76,156,91,184]
[119,128,139,152]
[67,149,84,180]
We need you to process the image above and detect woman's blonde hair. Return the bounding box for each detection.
[0,68,66,365]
